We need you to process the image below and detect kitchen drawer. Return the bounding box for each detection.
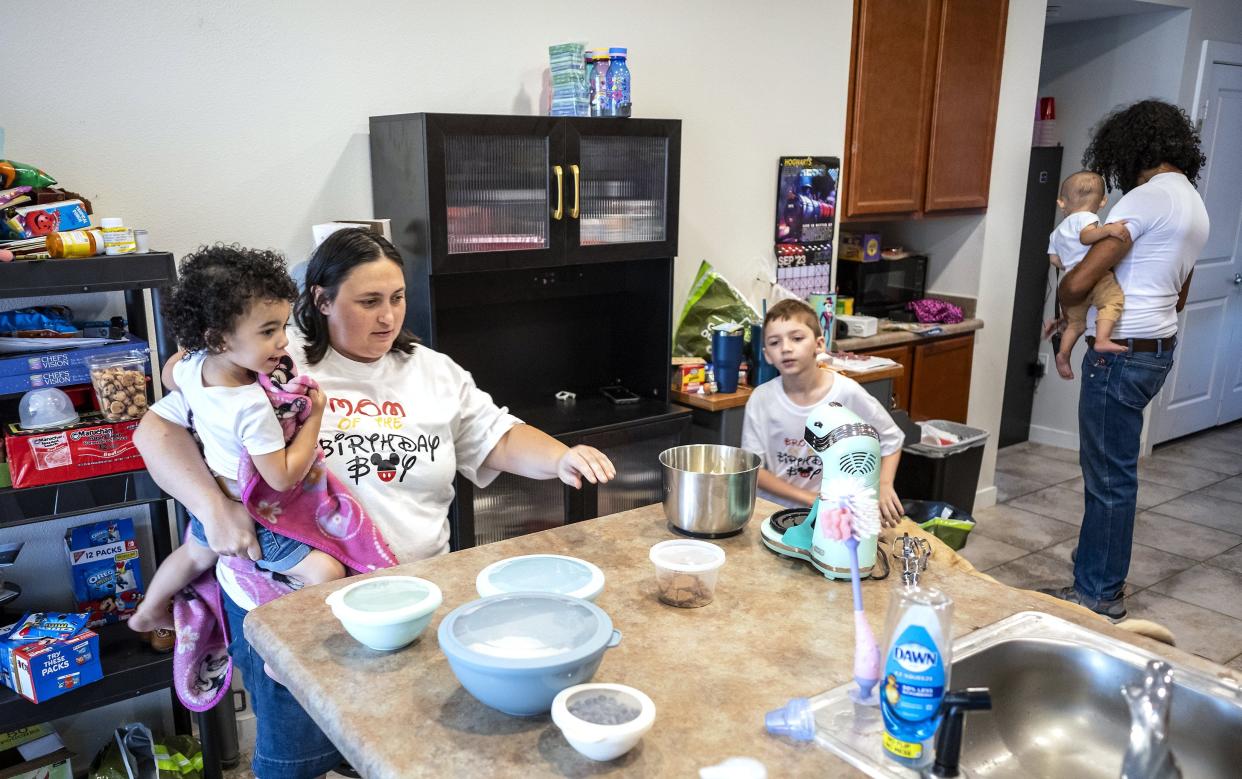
[856,344,913,411]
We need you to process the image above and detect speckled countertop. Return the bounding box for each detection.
[835,318,984,351]
[245,501,1233,778]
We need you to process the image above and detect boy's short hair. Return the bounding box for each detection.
[764,298,822,339]
[1059,170,1106,211]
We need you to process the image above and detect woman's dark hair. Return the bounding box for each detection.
[1082,99,1206,193]
[294,227,418,364]
[163,244,298,353]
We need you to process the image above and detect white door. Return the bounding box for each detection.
[1150,54,1242,443]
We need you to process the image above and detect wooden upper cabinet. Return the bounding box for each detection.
[843,0,1008,219]
[923,0,1009,212]
[844,0,942,218]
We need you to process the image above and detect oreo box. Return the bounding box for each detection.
[65,518,144,626]
[0,621,101,704]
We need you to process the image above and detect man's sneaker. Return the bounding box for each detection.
[1038,585,1127,623]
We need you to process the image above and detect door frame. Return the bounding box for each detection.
[1144,39,1242,453]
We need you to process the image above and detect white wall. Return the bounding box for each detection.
[3,0,854,318]
[968,0,1053,507]
[1027,8,1191,448]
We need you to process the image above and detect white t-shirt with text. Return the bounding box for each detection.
[741,373,903,508]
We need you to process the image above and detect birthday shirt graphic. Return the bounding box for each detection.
[319,395,442,487]
[776,436,822,483]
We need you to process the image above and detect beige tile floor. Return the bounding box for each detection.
[973,420,1242,667]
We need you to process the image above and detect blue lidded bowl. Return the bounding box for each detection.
[475,554,605,602]
[437,593,622,717]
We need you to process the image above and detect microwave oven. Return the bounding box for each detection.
[835,255,928,318]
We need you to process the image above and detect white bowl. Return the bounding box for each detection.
[551,683,656,761]
[475,554,605,601]
[325,575,442,651]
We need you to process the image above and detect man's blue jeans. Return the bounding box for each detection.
[1074,341,1175,601]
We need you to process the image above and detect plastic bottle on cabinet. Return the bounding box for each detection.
[587,50,610,117]
[606,48,631,117]
[100,218,137,255]
[46,229,105,258]
[880,586,953,770]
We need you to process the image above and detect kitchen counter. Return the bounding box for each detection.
[244,501,1230,778]
[834,317,984,351]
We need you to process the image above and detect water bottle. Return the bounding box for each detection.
[606,47,631,117]
[587,49,609,117]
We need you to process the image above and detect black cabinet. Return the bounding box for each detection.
[370,112,680,277]
[371,112,685,548]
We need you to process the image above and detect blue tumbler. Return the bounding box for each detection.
[712,329,744,393]
[752,323,778,386]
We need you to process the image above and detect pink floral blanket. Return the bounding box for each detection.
[172,357,396,711]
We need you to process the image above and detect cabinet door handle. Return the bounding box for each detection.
[552,165,564,221]
[570,164,580,219]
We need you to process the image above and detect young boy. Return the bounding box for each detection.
[1047,170,1130,379]
[742,299,905,525]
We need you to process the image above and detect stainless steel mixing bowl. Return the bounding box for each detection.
[659,445,760,537]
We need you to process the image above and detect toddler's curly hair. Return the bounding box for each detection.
[162,244,298,353]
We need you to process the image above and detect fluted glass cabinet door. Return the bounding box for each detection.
[444,134,550,255]
[564,119,680,263]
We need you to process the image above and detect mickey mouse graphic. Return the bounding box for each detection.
[371,453,400,483]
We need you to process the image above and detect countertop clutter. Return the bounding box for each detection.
[244,501,1226,779]
[834,317,984,352]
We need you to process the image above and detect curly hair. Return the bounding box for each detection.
[162,244,298,353]
[1082,99,1205,193]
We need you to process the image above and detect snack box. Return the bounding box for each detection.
[0,334,146,384]
[0,200,89,240]
[0,724,73,779]
[65,518,144,626]
[0,621,102,704]
[839,231,881,262]
[4,413,143,489]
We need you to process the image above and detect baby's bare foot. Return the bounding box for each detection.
[1055,352,1075,380]
[129,602,174,633]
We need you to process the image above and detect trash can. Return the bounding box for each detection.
[902,499,975,551]
[894,420,988,514]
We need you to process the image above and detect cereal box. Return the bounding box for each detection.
[65,518,144,626]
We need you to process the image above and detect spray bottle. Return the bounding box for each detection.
[879,585,953,769]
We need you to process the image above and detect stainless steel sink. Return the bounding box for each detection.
[807,611,1242,777]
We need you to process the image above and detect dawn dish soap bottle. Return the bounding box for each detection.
[880,585,953,769]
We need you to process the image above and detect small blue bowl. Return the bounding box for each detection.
[437,593,622,717]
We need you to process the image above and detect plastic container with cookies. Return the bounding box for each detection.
[86,350,150,422]
[649,539,725,608]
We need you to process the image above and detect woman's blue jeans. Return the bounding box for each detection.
[1073,341,1175,601]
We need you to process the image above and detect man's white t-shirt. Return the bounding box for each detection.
[741,373,903,508]
[165,351,286,481]
[1094,172,1209,339]
[1047,210,1100,272]
[152,329,521,600]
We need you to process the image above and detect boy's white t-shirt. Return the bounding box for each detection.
[151,328,521,586]
[741,373,904,508]
[162,351,286,481]
[1047,210,1100,271]
[1096,171,1210,338]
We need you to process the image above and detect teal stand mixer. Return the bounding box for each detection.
[760,402,883,579]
